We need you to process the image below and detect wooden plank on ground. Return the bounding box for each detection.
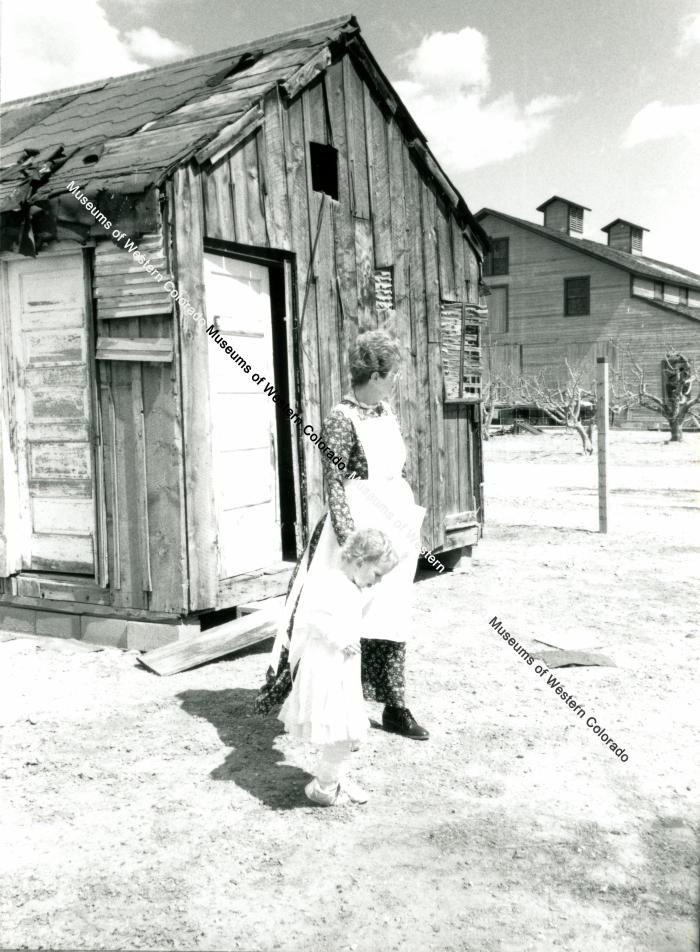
[138,605,280,676]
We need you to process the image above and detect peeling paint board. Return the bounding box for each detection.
[139,606,280,676]
[95,337,172,362]
[32,533,94,572]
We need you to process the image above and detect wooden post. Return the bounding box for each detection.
[596,356,609,533]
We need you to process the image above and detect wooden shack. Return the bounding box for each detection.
[0,15,489,647]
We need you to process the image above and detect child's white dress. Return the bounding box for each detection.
[278,568,368,745]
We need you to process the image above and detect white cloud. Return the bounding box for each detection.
[623,100,700,147]
[124,26,192,64]
[0,0,191,102]
[394,27,566,172]
[676,12,700,56]
[397,26,489,91]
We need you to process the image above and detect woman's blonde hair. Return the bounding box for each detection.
[340,528,398,573]
[349,330,401,386]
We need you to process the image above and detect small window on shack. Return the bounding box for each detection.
[309,142,339,200]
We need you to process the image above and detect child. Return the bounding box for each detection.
[278,528,398,806]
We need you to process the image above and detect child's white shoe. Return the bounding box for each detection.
[305,778,339,806]
[338,779,369,804]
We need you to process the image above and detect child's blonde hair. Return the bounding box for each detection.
[339,529,398,574]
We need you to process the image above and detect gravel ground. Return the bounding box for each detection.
[1,429,698,952]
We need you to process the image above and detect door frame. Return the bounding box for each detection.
[202,238,305,563]
[0,244,106,584]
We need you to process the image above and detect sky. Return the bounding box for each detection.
[1,0,699,272]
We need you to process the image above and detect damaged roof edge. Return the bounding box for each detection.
[0,13,358,109]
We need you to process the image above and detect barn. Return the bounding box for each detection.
[477,199,700,430]
[0,15,489,648]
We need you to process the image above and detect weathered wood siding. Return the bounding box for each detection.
[94,223,188,612]
[200,59,483,549]
[480,214,700,427]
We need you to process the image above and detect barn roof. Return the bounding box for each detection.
[0,14,486,246]
[476,208,700,297]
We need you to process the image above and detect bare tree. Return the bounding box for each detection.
[481,344,519,440]
[481,368,518,439]
[620,348,700,442]
[516,359,595,454]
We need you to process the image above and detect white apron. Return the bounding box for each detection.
[268,401,425,673]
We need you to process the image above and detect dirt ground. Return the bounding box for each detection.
[1,429,698,952]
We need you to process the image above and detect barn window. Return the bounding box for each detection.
[374,268,394,310]
[309,142,339,200]
[679,287,688,305]
[439,301,485,402]
[564,276,590,316]
[653,281,664,300]
[483,237,509,276]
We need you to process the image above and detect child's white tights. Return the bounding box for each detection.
[315,740,354,793]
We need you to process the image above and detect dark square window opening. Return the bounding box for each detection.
[679,287,689,305]
[653,281,664,300]
[564,276,590,316]
[483,237,509,276]
[309,141,339,200]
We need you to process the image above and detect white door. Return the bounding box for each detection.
[6,251,96,574]
[203,253,282,578]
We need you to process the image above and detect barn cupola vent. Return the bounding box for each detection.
[536,196,591,237]
[601,219,648,256]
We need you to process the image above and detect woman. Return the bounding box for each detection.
[254,329,429,740]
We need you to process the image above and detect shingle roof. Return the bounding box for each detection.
[476,207,700,292]
[1,14,487,251]
[0,15,358,204]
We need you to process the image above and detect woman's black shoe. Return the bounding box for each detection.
[382,706,429,740]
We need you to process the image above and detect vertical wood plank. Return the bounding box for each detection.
[342,56,370,219]
[83,249,108,588]
[364,87,392,269]
[422,182,446,548]
[452,219,467,301]
[386,119,415,490]
[302,81,338,423]
[286,94,323,526]
[245,131,268,246]
[261,88,292,251]
[203,169,221,240]
[104,317,146,609]
[355,218,375,329]
[437,200,456,301]
[141,317,188,612]
[172,163,218,611]
[442,404,459,517]
[204,157,236,242]
[403,150,429,525]
[229,145,249,245]
[325,63,358,350]
[131,360,152,595]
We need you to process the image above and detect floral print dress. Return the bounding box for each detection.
[253,395,418,714]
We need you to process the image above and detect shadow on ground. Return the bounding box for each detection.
[176,687,310,810]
